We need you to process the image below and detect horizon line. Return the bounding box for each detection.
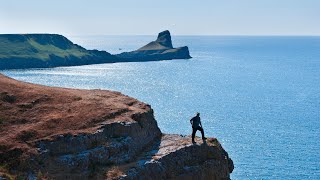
[69,34,320,37]
[1,33,319,37]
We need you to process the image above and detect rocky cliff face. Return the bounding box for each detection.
[0,74,232,179]
[151,30,174,49]
[116,30,192,61]
[115,134,233,180]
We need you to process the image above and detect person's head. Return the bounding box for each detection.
[196,112,200,117]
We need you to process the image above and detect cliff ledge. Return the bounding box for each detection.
[0,74,232,179]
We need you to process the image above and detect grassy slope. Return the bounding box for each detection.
[0,34,90,60]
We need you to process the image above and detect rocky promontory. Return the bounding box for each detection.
[0,74,233,179]
[0,31,191,70]
[116,30,192,61]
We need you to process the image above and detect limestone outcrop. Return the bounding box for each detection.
[0,74,232,179]
[116,30,192,61]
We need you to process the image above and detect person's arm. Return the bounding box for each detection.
[190,118,193,125]
[199,117,202,127]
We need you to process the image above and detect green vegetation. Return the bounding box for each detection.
[0,34,117,69]
[0,34,90,60]
[28,39,89,59]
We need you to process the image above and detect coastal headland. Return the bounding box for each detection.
[0,31,191,70]
[0,74,233,179]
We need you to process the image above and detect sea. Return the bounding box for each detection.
[2,36,320,179]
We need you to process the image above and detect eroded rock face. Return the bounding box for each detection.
[0,74,233,179]
[0,74,160,179]
[116,30,192,61]
[35,110,161,179]
[154,30,173,49]
[111,134,234,180]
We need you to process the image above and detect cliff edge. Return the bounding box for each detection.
[116,30,192,61]
[0,74,232,179]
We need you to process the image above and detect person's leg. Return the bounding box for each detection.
[192,127,196,143]
[198,127,206,139]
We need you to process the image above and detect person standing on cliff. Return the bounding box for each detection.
[190,112,207,143]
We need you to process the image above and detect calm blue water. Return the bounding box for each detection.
[2,36,320,179]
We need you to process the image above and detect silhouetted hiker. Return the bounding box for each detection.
[190,112,207,143]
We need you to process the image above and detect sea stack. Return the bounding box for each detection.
[116,30,192,61]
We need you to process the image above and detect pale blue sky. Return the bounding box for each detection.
[0,0,319,35]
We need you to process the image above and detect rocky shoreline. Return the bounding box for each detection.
[0,74,233,179]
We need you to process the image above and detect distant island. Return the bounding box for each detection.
[116,30,191,61]
[0,30,191,70]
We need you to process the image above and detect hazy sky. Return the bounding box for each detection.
[1,0,319,35]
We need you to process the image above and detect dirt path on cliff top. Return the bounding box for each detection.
[0,73,150,153]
